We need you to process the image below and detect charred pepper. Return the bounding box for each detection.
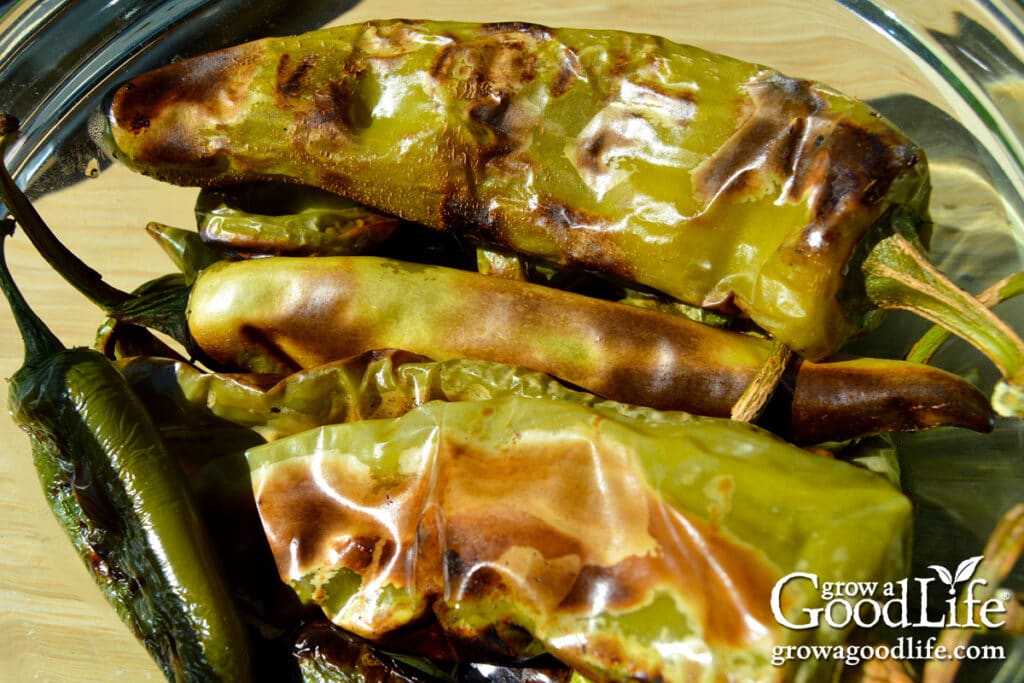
[0,156,995,444]
[195,183,400,257]
[246,393,914,682]
[0,216,251,682]
[184,254,994,444]
[103,19,1024,413]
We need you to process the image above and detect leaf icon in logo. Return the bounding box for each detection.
[929,556,984,595]
[930,564,954,591]
[953,555,984,584]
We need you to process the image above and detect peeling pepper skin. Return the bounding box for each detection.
[106,19,929,360]
[185,255,994,444]
[247,395,913,683]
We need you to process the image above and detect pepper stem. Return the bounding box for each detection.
[906,271,1024,365]
[0,117,132,312]
[0,122,64,364]
[862,232,1024,417]
[730,340,792,423]
[923,503,1024,683]
[0,217,64,363]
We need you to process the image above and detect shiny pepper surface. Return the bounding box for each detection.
[247,395,913,683]
[106,19,929,360]
[0,229,251,683]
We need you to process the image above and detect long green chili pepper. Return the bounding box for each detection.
[0,220,251,681]
[102,19,1024,414]
[0,151,996,444]
[185,254,994,444]
[294,622,458,682]
[0,114,1005,447]
[195,183,400,257]
[245,393,913,682]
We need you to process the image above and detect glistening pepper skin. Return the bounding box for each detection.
[105,19,929,362]
[247,395,914,682]
[186,255,994,444]
[0,227,251,682]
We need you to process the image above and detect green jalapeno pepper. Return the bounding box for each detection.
[102,19,1024,414]
[0,220,251,680]
[245,393,913,682]
[184,254,994,444]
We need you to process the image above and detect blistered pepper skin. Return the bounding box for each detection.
[247,396,913,682]
[185,255,993,444]
[106,19,929,360]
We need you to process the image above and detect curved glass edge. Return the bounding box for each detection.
[0,0,358,195]
[839,0,1024,248]
[0,4,1019,681]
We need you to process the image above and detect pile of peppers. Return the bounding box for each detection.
[2,19,1023,683]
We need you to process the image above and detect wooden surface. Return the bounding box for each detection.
[0,1,1013,681]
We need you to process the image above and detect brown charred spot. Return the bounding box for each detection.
[334,536,396,574]
[110,44,259,135]
[558,564,639,613]
[551,49,582,97]
[276,53,318,100]
[257,472,351,573]
[779,117,807,176]
[439,192,493,234]
[694,73,925,271]
[608,47,634,77]
[129,114,150,133]
[467,94,526,166]
[803,124,910,221]
[599,347,748,415]
[308,77,368,135]
[481,21,553,41]
[429,42,459,80]
[432,38,538,98]
[444,550,507,601]
[469,94,512,135]
[580,130,609,170]
[533,201,636,282]
[136,123,225,169]
[779,357,994,444]
[693,76,822,203]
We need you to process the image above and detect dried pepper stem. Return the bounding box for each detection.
[730,340,792,422]
[923,504,1024,683]
[862,233,1024,417]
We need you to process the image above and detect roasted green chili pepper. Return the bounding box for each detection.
[246,394,912,682]
[103,19,1024,413]
[0,150,997,445]
[185,254,994,444]
[0,219,251,681]
[196,183,400,257]
[294,622,456,682]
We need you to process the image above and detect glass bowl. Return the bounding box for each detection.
[0,0,1020,681]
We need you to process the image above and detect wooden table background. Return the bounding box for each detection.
[0,0,1012,680]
